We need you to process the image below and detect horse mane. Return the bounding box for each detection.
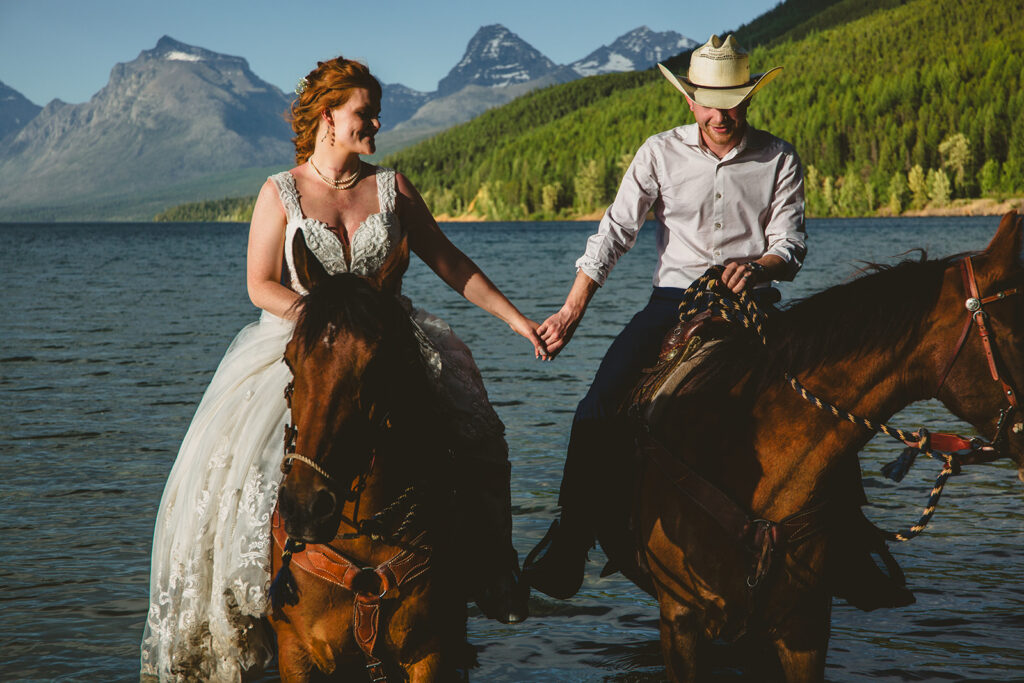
[690,252,964,395]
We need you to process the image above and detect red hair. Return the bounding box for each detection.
[289,57,382,164]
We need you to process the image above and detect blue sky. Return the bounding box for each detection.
[0,0,782,106]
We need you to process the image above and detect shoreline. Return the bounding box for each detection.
[876,197,1024,218]
[435,197,1023,223]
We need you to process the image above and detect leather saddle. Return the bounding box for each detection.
[627,309,735,426]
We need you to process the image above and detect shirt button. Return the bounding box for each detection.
[716,193,722,199]
[714,250,721,256]
[714,222,722,230]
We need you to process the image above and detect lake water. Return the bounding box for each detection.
[2,216,1022,682]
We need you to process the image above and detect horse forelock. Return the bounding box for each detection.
[293,274,405,357]
[692,254,964,395]
[291,273,439,439]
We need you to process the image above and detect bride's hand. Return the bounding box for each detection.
[508,316,550,360]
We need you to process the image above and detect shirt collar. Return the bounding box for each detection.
[678,123,751,161]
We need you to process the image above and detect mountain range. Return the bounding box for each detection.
[373,25,695,155]
[0,25,695,220]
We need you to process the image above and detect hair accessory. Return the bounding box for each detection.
[295,77,310,96]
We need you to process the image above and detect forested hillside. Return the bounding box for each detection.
[748,0,1023,215]
[382,0,1021,219]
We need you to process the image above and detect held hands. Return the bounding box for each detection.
[536,306,583,360]
[508,315,551,360]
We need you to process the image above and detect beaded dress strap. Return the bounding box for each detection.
[377,167,397,214]
[269,172,304,224]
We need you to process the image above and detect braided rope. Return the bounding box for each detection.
[284,453,336,483]
[341,484,424,543]
[677,267,955,542]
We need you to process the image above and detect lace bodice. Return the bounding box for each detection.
[270,167,407,295]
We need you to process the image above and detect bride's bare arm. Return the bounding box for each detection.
[398,172,548,359]
[246,179,302,319]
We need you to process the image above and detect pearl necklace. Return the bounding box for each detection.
[309,158,361,190]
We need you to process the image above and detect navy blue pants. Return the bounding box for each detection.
[558,287,688,511]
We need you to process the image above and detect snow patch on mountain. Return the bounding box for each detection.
[569,26,697,77]
[164,51,203,62]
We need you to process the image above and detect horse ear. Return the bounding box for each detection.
[292,229,330,291]
[983,211,1023,268]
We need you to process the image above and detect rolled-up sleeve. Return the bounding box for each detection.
[574,142,660,286]
[762,147,807,281]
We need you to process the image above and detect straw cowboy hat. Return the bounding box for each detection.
[658,34,781,110]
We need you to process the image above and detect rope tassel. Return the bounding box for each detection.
[882,446,920,482]
[270,538,305,611]
[883,428,928,482]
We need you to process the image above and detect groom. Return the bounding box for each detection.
[523,34,807,599]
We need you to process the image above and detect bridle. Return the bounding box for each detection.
[280,374,390,489]
[933,255,1021,451]
[780,254,1022,541]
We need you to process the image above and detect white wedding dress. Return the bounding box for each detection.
[141,166,505,681]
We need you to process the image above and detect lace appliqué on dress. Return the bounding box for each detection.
[298,219,350,277]
[273,169,402,291]
[141,317,291,682]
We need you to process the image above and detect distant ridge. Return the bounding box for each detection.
[372,23,696,156]
[0,36,293,221]
[438,24,559,95]
[569,26,697,77]
[0,26,703,220]
[0,81,41,141]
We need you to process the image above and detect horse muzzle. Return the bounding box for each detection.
[278,484,341,543]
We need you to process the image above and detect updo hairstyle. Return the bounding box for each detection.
[289,57,382,164]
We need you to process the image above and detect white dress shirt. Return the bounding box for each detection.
[575,123,806,289]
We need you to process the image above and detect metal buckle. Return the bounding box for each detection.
[353,567,388,598]
[366,660,387,682]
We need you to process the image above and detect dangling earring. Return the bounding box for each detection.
[320,111,335,146]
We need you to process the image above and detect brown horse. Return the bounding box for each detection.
[268,234,468,682]
[631,212,1024,682]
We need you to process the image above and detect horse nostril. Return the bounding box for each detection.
[311,489,337,520]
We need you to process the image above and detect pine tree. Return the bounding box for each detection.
[908,165,928,209]
[574,159,605,213]
[926,168,951,206]
[979,159,1001,196]
[938,132,971,195]
[887,170,908,214]
[821,175,836,217]
[541,181,563,215]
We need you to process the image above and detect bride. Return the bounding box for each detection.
[141,56,546,681]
